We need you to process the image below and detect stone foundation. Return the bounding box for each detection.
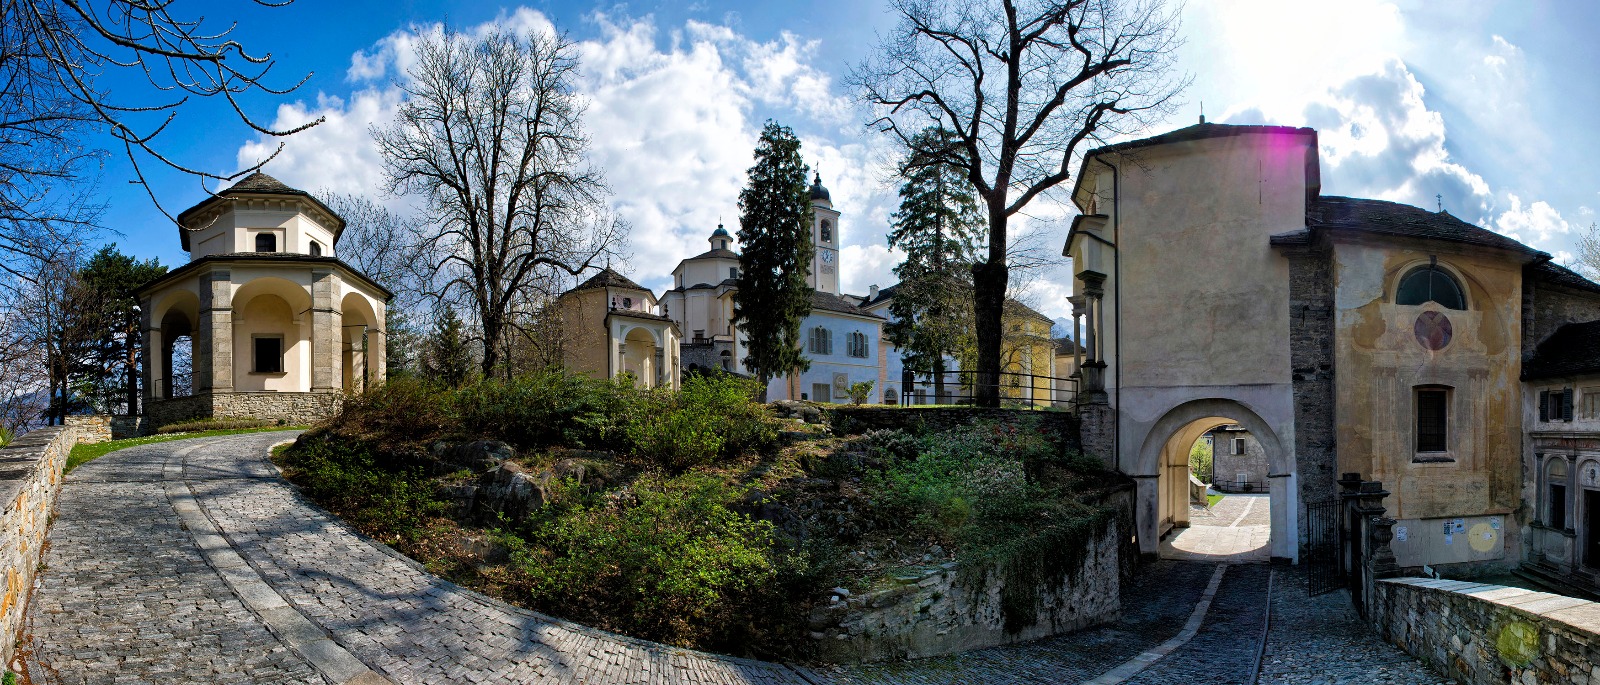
[808,517,1123,662]
[0,426,74,668]
[1370,577,1600,685]
[63,415,112,444]
[144,391,342,430]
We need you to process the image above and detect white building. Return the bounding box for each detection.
[662,175,886,402]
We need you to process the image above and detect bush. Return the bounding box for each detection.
[276,435,445,542]
[623,375,778,470]
[335,376,457,445]
[455,371,637,449]
[510,473,781,647]
[155,417,276,434]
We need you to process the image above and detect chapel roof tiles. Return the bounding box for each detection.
[1306,196,1548,259]
[569,267,650,294]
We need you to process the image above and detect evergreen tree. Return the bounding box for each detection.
[76,246,166,414]
[422,306,473,388]
[885,128,985,401]
[733,121,814,393]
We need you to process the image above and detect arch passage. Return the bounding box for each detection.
[1136,398,1299,563]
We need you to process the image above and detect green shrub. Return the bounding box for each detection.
[623,375,778,470]
[847,380,875,405]
[277,435,445,542]
[155,417,277,434]
[336,376,457,445]
[511,473,780,647]
[455,370,639,449]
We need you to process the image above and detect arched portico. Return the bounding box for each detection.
[1135,398,1299,562]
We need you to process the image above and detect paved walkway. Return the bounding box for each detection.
[24,434,1447,684]
[1161,493,1272,562]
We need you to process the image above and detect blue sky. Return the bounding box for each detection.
[85,0,1600,321]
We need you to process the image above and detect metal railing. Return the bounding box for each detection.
[894,369,1079,410]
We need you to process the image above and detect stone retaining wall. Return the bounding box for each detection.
[0,426,75,669]
[1370,577,1600,685]
[145,391,341,430]
[63,415,111,444]
[808,505,1124,662]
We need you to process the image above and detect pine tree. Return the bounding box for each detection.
[76,246,167,415]
[733,121,814,393]
[423,306,473,388]
[885,128,985,402]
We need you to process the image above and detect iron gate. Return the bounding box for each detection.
[1306,499,1344,596]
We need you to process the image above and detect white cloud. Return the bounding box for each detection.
[236,89,403,207]
[840,243,903,295]
[1494,194,1572,249]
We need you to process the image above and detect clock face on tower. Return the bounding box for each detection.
[820,250,834,264]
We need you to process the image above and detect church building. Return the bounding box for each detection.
[136,172,390,428]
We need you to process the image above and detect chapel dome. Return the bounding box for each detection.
[810,173,831,203]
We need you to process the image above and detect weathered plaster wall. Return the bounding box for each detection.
[0,426,74,668]
[1370,578,1600,685]
[1081,132,1309,561]
[808,515,1122,663]
[1331,238,1522,568]
[557,288,609,381]
[1211,429,1269,490]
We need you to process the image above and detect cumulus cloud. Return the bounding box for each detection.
[1494,194,1572,249]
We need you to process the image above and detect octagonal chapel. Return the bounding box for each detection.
[136,172,390,428]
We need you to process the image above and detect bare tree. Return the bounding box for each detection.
[1579,223,1600,281]
[318,192,432,312]
[0,0,322,283]
[374,26,625,377]
[853,0,1186,406]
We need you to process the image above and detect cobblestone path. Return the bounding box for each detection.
[24,433,1450,684]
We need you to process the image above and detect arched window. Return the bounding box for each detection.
[847,331,869,358]
[1548,457,1570,530]
[820,220,832,243]
[255,232,277,253]
[309,241,323,256]
[1396,265,1466,309]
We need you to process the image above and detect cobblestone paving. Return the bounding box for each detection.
[25,439,325,685]
[1162,494,1272,562]
[1260,570,1457,685]
[24,434,1454,685]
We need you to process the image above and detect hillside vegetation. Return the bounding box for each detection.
[277,371,1122,658]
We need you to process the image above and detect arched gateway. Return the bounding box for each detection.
[1135,398,1298,562]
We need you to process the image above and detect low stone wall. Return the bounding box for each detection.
[144,391,341,430]
[1370,577,1600,684]
[0,426,74,668]
[110,415,139,440]
[808,510,1123,662]
[829,406,1080,448]
[64,415,111,444]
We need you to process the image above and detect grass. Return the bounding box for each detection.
[1207,493,1225,507]
[65,426,305,474]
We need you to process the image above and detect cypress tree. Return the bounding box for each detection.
[733,121,814,393]
[885,127,986,401]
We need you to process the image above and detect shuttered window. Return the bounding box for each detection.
[1416,388,1448,452]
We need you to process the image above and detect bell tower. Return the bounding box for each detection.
[809,173,840,295]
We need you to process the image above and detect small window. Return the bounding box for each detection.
[255,232,277,253]
[730,267,740,279]
[808,327,832,355]
[1549,458,1570,530]
[1584,387,1600,419]
[812,383,832,403]
[1395,265,1465,309]
[309,241,322,256]
[847,331,870,358]
[1543,388,1575,422]
[1415,387,1448,453]
[1234,438,1246,456]
[622,297,632,310]
[253,336,283,373]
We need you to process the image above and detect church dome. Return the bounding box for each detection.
[712,225,730,238]
[809,173,831,203]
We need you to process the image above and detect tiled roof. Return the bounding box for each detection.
[175,170,345,249]
[686,248,741,261]
[1307,196,1547,259]
[1054,336,1084,355]
[1530,261,1600,295]
[811,290,883,320]
[608,309,675,324]
[570,267,650,294]
[134,252,393,299]
[223,171,301,195]
[1524,320,1600,380]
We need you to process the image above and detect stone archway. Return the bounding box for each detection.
[1136,398,1299,562]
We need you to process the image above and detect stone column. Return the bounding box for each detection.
[310,269,341,391]
[1078,271,1108,405]
[349,328,366,393]
[197,270,233,394]
[1133,474,1160,558]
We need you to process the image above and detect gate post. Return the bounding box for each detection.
[1351,481,1391,616]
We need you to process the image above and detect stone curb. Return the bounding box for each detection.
[164,438,396,685]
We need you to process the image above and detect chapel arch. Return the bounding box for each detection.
[340,293,379,392]
[231,277,310,391]
[1137,397,1298,562]
[621,326,660,388]
[155,293,198,399]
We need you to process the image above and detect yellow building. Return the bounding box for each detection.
[555,268,681,389]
